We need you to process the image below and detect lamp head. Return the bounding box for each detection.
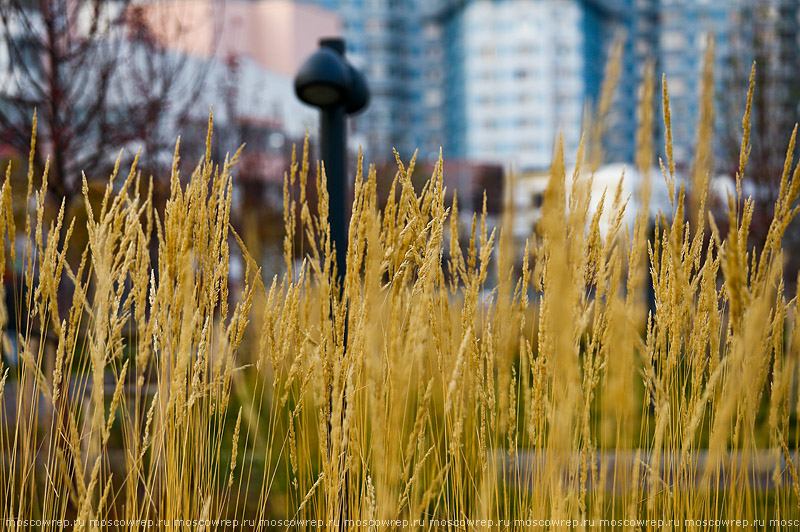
[294,38,370,114]
[345,65,369,114]
[294,44,350,108]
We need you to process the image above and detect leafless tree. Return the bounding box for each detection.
[0,0,213,204]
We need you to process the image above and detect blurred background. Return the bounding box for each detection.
[1,0,799,280]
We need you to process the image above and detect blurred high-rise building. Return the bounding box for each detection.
[601,0,655,166]
[724,0,800,176]
[313,0,625,169]
[577,0,738,171]
[138,0,342,139]
[301,0,800,174]
[653,0,735,169]
[298,0,433,160]
[436,0,590,170]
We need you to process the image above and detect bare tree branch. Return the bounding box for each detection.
[0,0,217,203]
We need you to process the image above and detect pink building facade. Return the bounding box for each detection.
[139,0,343,77]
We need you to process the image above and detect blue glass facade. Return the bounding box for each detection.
[654,1,735,168]
[299,0,435,161]
[435,0,609,169]
[441,6,466,161]
[602,0,656,165]
[600,0,750,172]
[301,0,779,173]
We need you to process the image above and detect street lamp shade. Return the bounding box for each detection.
[344,65,369,114]
[294,47,351,108]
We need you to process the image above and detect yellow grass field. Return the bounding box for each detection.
[2,58,800,531]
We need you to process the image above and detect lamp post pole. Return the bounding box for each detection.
[294,37,369,528]
[295,37,368,283]
[320,87,347,279]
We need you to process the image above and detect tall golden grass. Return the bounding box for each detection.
[2,56,800,531]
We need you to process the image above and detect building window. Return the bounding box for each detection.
[424,23,441,40]
[365,18,385,34]
[668,78,687,96]
[425,89,443,106]
[662,31,688,51]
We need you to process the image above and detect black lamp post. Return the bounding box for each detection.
[294,38,369,283]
